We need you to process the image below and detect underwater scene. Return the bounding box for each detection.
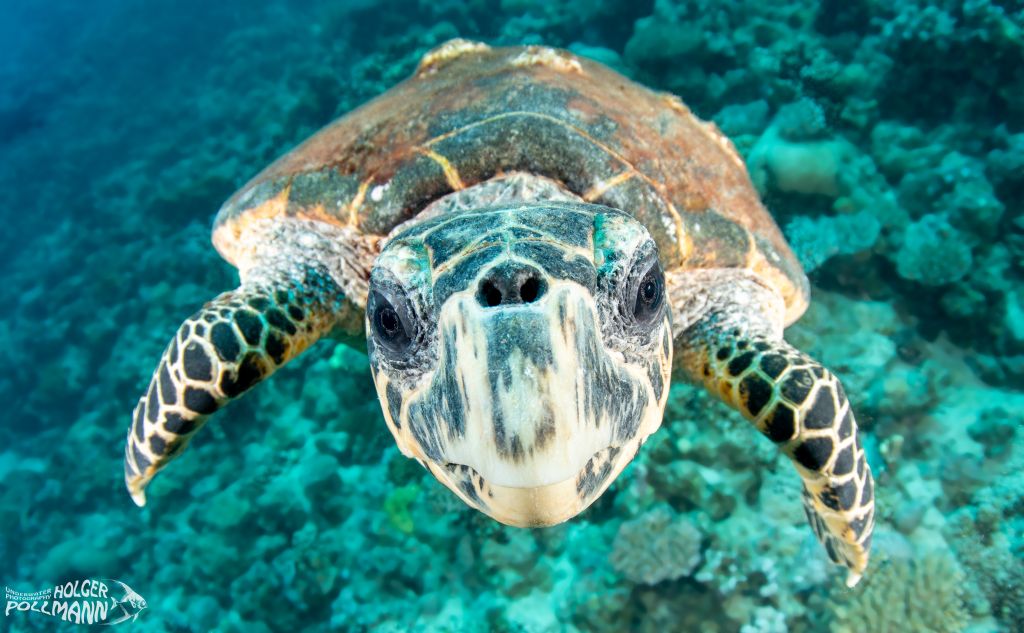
[2,0,1023,631]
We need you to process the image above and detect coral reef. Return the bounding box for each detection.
[827,552,970,633]
[1,0,1022,631]
[897,214,974,286]
[609,505,703,585]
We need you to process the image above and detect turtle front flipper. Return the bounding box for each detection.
[125,272,343,506]
[675,286,874,587]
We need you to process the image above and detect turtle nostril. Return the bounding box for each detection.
[482,280,502,307]
[476,263,547,307]
[519,277,541,303]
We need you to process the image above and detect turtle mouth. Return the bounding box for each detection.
[433,443,634,527]
[441,444,620,491]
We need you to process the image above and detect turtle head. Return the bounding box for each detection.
[366,202,672,527]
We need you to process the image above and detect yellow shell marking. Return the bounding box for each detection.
[415,147,466,191]
[422,111,687,264]
[582,170,636,202]
[346,176,374,227]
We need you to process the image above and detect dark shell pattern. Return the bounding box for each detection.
[213,41,809,321]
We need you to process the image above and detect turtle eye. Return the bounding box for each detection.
[631,260,665,326]
[369,289,416,355]
[377,304,401,337]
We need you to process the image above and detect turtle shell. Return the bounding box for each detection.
[214,40,809,323]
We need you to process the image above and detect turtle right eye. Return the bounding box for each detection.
[370,290,415,354]
[632,262,664,325]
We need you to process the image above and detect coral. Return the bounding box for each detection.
[773,98,829,141]
[943,437,1024,633]
[880,4,958,48]
[623,7,705,67]
[897,152,1005,239]
[567,582,633,633]
[740,607,788,633]
[609,506,703,585]
[480,529,548,595]
[1002,288,1024,348]
[955,534,1024,630]
[784,210,880,271]
[967,405,1021,459]
[383,483,420,534]
[828,552,970,633]
[713,100,770,138]
[749,128,850,197]
[896,214,973,286]
[0,1,1022,632]
[988,131,1024,186]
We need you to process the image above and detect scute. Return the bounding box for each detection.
[213,41,809,323]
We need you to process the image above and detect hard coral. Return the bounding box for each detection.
[829,552,969,633]
[610,505,703,585]
[896,214,973,286]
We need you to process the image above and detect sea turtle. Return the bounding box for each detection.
[124,40,875,585]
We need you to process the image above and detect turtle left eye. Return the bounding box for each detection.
[632,261,664,325]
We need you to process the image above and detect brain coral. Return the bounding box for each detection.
[610,506,703,585]
[829,552,969,633]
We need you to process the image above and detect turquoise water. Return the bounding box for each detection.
[2,1,1022,631]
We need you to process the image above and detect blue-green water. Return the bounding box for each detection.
[1,1,1022,631]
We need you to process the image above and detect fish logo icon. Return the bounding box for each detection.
[96,580,147,626]
[4,577,145,626]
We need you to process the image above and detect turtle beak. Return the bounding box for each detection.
[397,278,667,526]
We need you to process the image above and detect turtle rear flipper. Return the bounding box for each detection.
[673,273,875,586]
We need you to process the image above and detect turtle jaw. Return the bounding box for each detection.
[429,441,651,528]
[374,280,671,526]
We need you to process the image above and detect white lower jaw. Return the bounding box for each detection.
[427,441,646,528]
[442,443,612,489]
[441,424,618,489]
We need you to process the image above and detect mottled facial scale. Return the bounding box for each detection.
[366,202,672,527]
